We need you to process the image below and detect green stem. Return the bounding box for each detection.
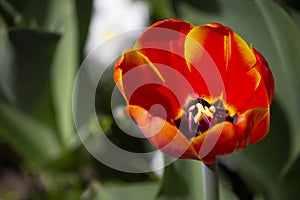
[202,159,219,200]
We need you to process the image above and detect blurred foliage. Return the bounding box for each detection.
[1,0,300,199]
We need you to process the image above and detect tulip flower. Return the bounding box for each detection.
[114,19,274,163]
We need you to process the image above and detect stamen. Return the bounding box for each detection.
[209,105,216,113]
[194,103,204,123]
[184,97,237,136]
[188,105,196,112]
[204,106,213,118]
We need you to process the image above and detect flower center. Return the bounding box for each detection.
[185,97,236,136]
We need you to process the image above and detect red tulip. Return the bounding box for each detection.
[114,19,274,163]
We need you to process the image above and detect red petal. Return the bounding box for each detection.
[151,19,194,34]
[135,19,194,54]
[115,51,208,120]
[191,122,237,163]
[253,48,275,104]
[236,108,270,144]
[190,108,270,163]
[125,105,201,160]
[134,19,207,104]
[114,49,163,100]
[185,24,260,111]
[238,74,269,112]
[239,48,274,112]
[114,50,182,120]
[129,84,181,121]
[138,48,210,105]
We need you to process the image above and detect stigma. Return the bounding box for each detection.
[186,97,236,136]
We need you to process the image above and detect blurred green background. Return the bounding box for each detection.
[1,0,300,199]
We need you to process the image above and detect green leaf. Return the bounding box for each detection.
[0,7,69,168]
[0,27,60,127]
[148,0,176,21]
[107,183,158,200]
[75,0,93,59]
[254,0,300,174]
[291,8,300,28]
[81,182,158,200]
[5,29,60,112]
[156,159,203,200]
[0,100,62,167]
[0,0,55,27]
[80,182,114,200]
[0,0,18,26]
[44,0,80,148]
[0,24,14,101]
[278,156,300,199]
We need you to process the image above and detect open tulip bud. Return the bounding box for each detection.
[114,19,274,163]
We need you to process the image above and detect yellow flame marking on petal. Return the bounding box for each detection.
[185,26,209,72]
[114,53,128,103]
[173,108,185,121]
[224,33,232,71]
[136,51,166,83]
[232,33,256,68]
[247,67,262,91]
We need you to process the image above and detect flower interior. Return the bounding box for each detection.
[175,97,237,139]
